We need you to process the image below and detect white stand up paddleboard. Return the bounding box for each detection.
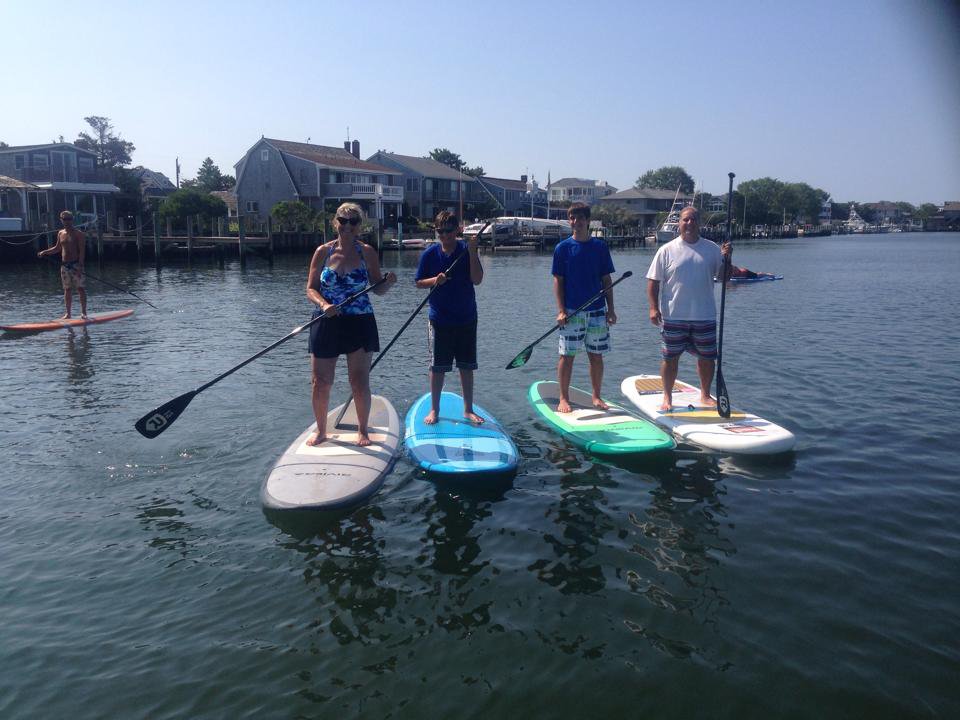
[620,374,795,455]
[262,395,401,510]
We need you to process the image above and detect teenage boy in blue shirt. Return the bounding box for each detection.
[415,211,485,424]
[551,202,617,413]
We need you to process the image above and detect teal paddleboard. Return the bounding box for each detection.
[528,381,675,456]
[404,391,519,476]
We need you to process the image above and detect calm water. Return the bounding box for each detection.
[1,234,958,719]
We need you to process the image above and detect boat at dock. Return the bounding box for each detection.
[655,186,692,244]
[464,217,571,245]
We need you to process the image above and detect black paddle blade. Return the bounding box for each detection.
[505,345,534,370]
[135,390,197,438]
[715,371,731,418]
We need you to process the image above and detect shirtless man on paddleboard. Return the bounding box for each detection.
[38,210,87,319]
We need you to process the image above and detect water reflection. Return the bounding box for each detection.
[620,456,736,665]
[66,327,94,384]
[530,449,618,596]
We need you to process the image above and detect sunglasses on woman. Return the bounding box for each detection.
[337,216,361,226]
[436,224,458,233]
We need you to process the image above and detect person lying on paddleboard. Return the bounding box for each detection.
[730,265,776,280]
[552,202,617,414]
[414,210,485,425]
[647,206,731,411]
[306,202,397,447]
[37,210,87,319]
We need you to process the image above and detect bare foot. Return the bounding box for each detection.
[424,410,438,425]
[700,396,717,407]
[60,313,71,320]
[557,398,572,413]
[81,314,88,319]
[658,397,673,412]
[464,411,485,424]
[592,398,610,411]
[305,431,327,446]
[356,432,372,447]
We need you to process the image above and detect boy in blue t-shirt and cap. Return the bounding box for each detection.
[414,211,485,425]
[551,202,617,413]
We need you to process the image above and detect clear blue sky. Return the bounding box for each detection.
[4,0,958,204]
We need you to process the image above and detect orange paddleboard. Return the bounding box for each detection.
[1,309,134,333]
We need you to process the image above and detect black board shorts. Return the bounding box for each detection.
[428,318,478,372]
[309,311,380,358]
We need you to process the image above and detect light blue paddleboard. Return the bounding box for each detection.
[404,392,519,476]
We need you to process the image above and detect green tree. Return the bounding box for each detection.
[182,157,236,191]
[635,166,694,194]
[853,202,876,223]
[591,203,635,230]
[74,116,134,169]
[429,148,484,177]
[271,200,317,230]
[158,188,227,221]
[916,203,939,220]
[0,141,9,148]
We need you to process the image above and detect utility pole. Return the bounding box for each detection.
[175,157,181,188]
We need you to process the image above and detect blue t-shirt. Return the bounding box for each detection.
[415,241,478,325]
[551,236,615,312]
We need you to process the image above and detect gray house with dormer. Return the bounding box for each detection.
[365,151,489,221]
[234,138,404,225]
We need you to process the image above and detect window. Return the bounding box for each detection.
[406,178,419,192]
[32,155,49,169]
[15,154,26,169]
[78,157,94,170]
[246,201,259,213]
[260,149,269,161]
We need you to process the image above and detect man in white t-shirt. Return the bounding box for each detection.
[646,207,731,410]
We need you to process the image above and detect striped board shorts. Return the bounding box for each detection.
[558,308,611,356]
[660,320,717,360]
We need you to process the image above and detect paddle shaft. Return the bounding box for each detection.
[334,221,491,427]
[716,172,735,418]
[506,270,633,369]
[40,254,159,310]
[135,276,387,438]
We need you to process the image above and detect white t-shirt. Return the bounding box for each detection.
[646,236,723,321]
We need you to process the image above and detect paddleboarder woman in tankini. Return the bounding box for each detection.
[37,210,87,319]
[414,210,485,425]
[306,202,396,446]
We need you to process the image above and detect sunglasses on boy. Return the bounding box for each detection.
[337,216,361,226]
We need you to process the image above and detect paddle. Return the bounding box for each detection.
[40,254,159,310]
[134,276,388,439]
[333,220,492,428]
[505,270,633,370]
[716,172,735,418]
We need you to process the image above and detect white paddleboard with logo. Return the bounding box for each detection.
[262,395,401,510]
[620,375,795,454]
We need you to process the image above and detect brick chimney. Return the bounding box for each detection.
[344,141,350,152]
[520,174,527,183]
[351,140,360,159]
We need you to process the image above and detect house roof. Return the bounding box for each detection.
[600,187,692,201]
[369,152,471,181]
[550,177,599,188]
[211,190,238,210]
[0,174,37,189]
[265,139,399,175]
[132,166,176,190]
[0,142,95,155]
[480,176,528,191]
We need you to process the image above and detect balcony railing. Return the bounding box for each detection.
[323,183,404,200]
[6,167,113,184]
